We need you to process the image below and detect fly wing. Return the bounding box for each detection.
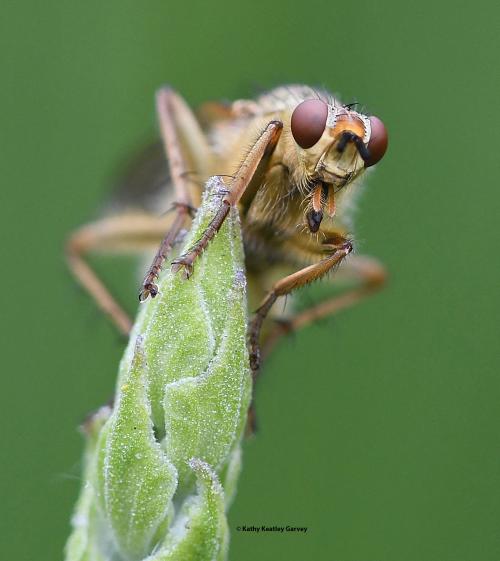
[101,99,234,218]
[102,141,172,216]
[196,100,234,127]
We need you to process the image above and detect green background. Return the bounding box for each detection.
[1,1,499,560]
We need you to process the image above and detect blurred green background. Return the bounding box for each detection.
[1,1,499,560]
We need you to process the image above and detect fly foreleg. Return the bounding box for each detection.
[259,255,387,365]
[248,238,355,372]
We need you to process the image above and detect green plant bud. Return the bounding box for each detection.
[66,177,251,561]
[144,459,228,561]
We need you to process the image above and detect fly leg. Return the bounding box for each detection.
[67,87,213,332]
[171,120,283,277]
[244,238,355,434]
[245,245,385,436]
[66,212,177,336]
[248,238,358,373]
[140,87,214,299]
[260,255,386,363]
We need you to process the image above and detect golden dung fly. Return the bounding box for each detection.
[67,84,388,372]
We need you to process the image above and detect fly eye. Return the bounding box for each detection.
[291,99,328,149]
[365,116,388,167]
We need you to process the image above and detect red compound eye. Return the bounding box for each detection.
[291,99,328,149]
[365,115,388,167]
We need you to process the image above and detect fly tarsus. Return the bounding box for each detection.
[139,282,159,301]
[171,202,231,280]
[171,255,194,279]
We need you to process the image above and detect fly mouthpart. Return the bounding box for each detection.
[305,181,336,232]
[306,208,323,233]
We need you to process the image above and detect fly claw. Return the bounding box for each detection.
[171,257,194,279]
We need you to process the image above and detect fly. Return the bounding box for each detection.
[66,84,388,372]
